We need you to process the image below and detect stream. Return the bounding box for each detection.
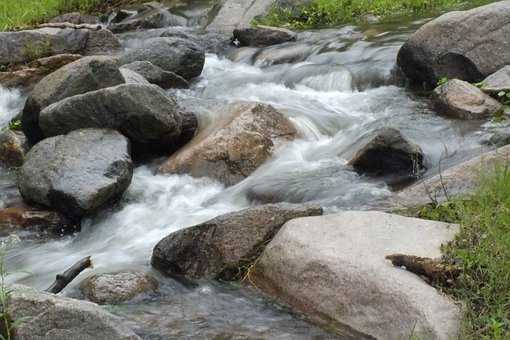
[1,10,502,339]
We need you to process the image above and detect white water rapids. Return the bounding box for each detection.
[0,18,497,338]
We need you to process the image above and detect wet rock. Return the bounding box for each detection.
[485,128,510,147]
[109,3,187,33]
[0,206,74,236]
[397,1,510,88]
[18,129,133,221]
[0,130,28,167]
[152,203,322,280]
[349,127,425,184]
[0,54,82,90]
[39,84,187,153]
[250,211,461,340]
[81,272,158,305]
[480,65,510,94]
[8,284,141,340]
[432,79,503,120]
[50,12,99,25]
[253,43,314,66]
[21,56,125,144]
[83,29,122,55]
[397,144,510,206]
[119,68,151,85]
[158,102,297,186]
[121,61,189,89]
[207,0,276,33]
[233,26,296,47]
[119,37,205,80]
[160,27,231,54]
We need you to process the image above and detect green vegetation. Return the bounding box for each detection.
[0,0,101,31]
[257,0,492,29]
[407,164,510,339]
[8,119,22,131]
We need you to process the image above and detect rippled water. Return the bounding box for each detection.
[1,16,494,339]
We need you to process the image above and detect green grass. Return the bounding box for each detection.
[256,0,493,29]
[409,164,510,339]
[0,0,101,31]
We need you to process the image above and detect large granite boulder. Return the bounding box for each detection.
[233,26,297,47]
[120,61,189,89]
[119,37,205,80]
[39,84,188,152]
[21,56,125,144]
[397,1,510,88]
[480,65,510,94]
[432,79,503,120]
[80,272,158,305]
[250,211,461,340]
[397,144,510,206]
[158,102,297,186]
[7,284,141,340]
[18,129,133,221]
[349,127,425,184]
[0,27,119,66]
[152,203,322,280]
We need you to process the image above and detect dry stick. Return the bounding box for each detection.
[45,256,92,294]
[37,23,102,30]
[386,254,460,285]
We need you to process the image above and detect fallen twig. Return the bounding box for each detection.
[386,254,460,285]
[46,256,92,294]
[37,23,102,31]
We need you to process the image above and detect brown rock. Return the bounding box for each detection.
[158,102,297,186]
[0,206,74,236]
[0,130,28,167]
[81,272,158,305]
[433,79,503,120]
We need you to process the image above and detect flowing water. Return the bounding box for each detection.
[1,13,502,339]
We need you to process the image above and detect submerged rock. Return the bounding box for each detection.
[349,127,425,184]
[81,272,158,305]
[18,129,133,221]
[21,56,125,144]
[250,211,461,340]
[0,205,74,236]
[39,83,188,152]
[120,37,205,80]
[233,26,296,47]
[158,102,297,186]
[152,203,322,280]
[432,79,503,120]
[121,61,189,89]
[253,43,315,66]
[8,284,141,340]
[0,130,28,168]
[480,65,510,94]
[397,144,510,206]
[397,1,510,88]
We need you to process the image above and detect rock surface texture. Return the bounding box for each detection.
[251,211,461,340]
[158,102,297,186]
[0,206,73,236]
[39,83,186,151]
[8,284,141,340]
[233,26,297,47]
[397,0,510,88]
[207,0,277,33]
[21,56,125,144]
[0,130,28,167]
[18,129,133,220]
[119,37,205,80]
[121,61,189,89]
[397,144,510,206]
[433,79,503,120]
[481,65,510,94]
[81,272,158,305]
[152,203,322,280]
[349,127,425,184]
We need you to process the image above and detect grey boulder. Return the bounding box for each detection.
[119,37,205,80]
[50,12,99,24]
[81,272,158,305]
[39,84,187,152]
[480,65,510,94]
[21,56,125,144]
[233,26,297,47]
[432,79,503,120]
[18,129,133,220]
[397,1,510,88]
[152,203,322,280]
[8,284,141,340]
[121,61,189,89]
[250,211,461,340]
[109,3,187,33]
[349,127,425,184]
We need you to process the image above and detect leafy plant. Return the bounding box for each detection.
[437,76,449,87]
[8,120,21,131]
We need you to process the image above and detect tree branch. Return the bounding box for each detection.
[45,256,92,294]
